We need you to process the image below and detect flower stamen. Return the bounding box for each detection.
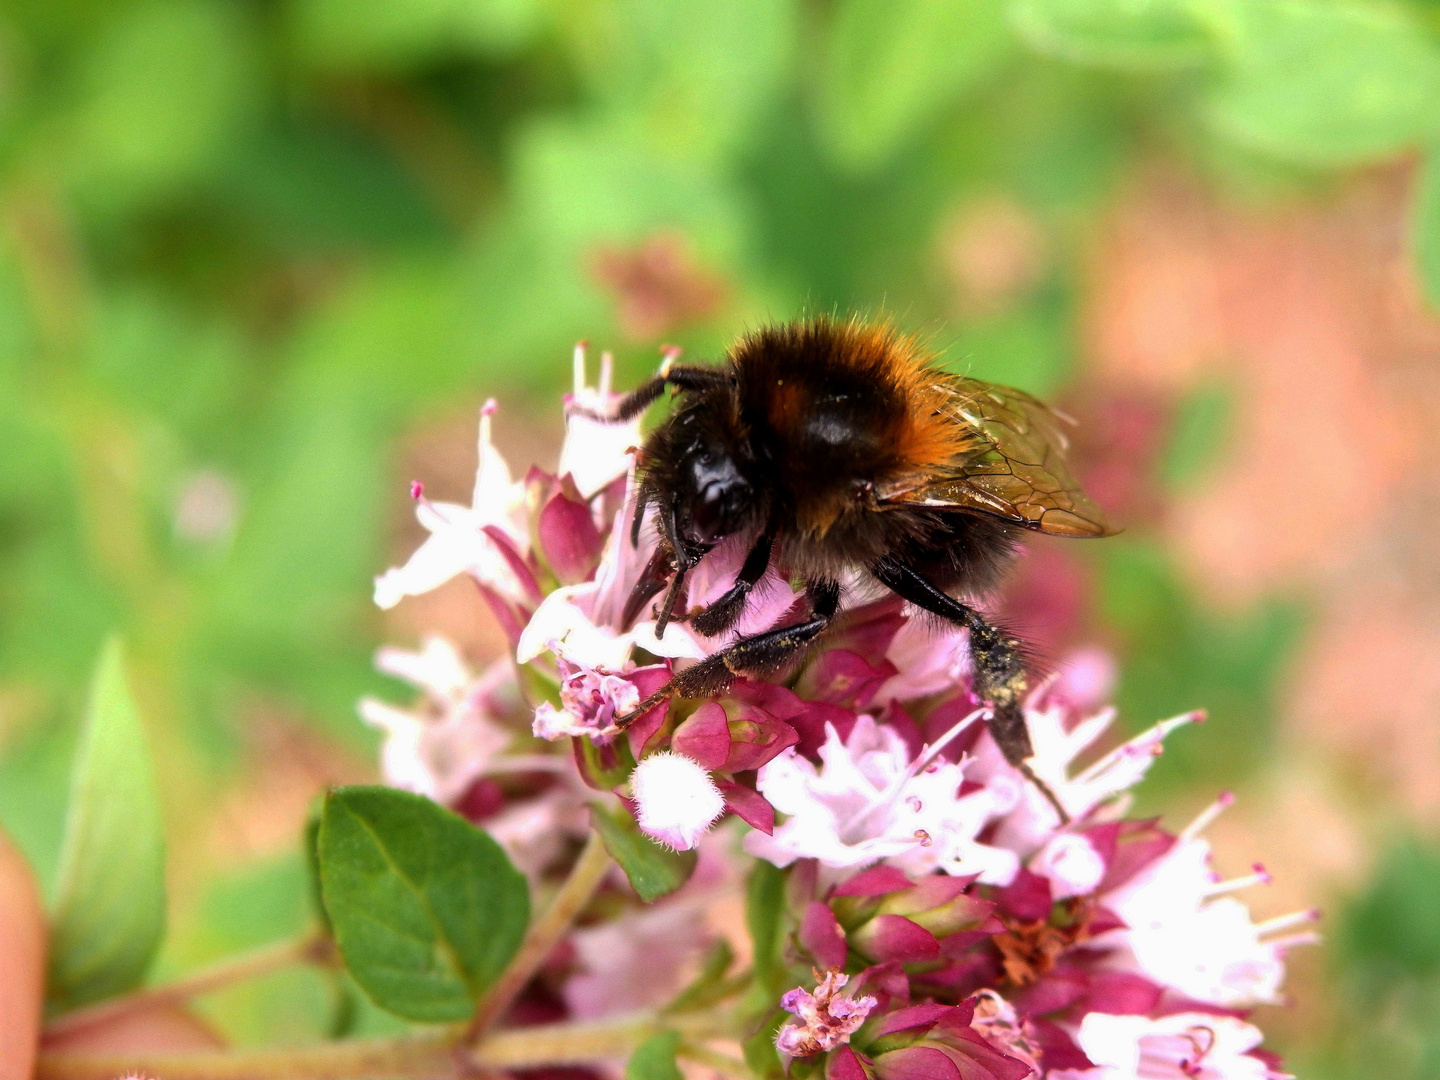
[1180,789,1235,843]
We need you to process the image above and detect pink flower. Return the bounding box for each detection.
[874,618,972,704]
[1094,797,1316,1008]
[484,787,591,881]
[745,714,1020,885]
[775,971,878,1057]
[630,751,725,851]
[1052,1012,1290,1080]
[684,533,803,641]
[358,638,516,804]
[563,896,714,1018]
[533,660,645,743]
[979,703,1203,853]
[1051,646,1119,712]
[967,991,1041,1075]
[1028,832,1107,900]
[559,343,643,500]
[374,402,530,609]
[563,836,734,1017]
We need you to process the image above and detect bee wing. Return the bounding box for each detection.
[876,377,1117,538]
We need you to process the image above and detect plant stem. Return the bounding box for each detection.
[36,1032,456,1080]
[35,1011,732,1080]
[466,828,612,1039]
[43,933,331,1041]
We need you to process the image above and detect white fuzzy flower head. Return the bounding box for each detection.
[1053,1012,1288,1080]
[630,752,725,851]
[745,713,1020,885]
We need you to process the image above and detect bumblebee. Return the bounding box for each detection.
[589,317,1115,818]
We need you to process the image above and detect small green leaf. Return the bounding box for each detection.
[291,0,543,68]
[742,1011,787,1080]
[1162,380,1233,490]
[1341,836,1440,984]
[817,0,1014,171]
[1009,0,1214,70]
[1415,150,1440,312]
[745,860,788,990]
[1202,0,1440,167]
[591,804,697,903]
[302,801,331,934]
[318,786,529,1022]
[627,1030,685,1080]
[48,638,167,1010]
[665,938,735,1013]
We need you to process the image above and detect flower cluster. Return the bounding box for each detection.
[363,346,1314,1079]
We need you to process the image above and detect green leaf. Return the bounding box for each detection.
[317,786,530,1022]
[665,939,735,1013]
[742,1011,787,1080]
[626,1030,685,1080]
[1009,0,1214,70]
[558,0,798,165]
[1415,150,1440,312]
[291,0,542,68]
[66,0,260,203]
[745,860,788,989]
[591,804,697,903]
[1161,380,1233,490]
[302,802,331,935]
[817,0,1014,171]
[1202,0,1440,167]
[1340,836,1440,985]
[47,638,167,1010]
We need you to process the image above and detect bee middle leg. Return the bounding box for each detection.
[613,579,840,729]
[871,556,1070,824]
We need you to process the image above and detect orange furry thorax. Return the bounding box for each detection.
[724,317,975,540]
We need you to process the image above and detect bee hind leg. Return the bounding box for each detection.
[870,556,1070,825]
[613,579,839,730]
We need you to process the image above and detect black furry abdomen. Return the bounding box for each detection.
[776,504,1021,600]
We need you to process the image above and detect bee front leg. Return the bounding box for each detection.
[870,556,1070,825]
[571,363,733,424]
[689,532,773,638]
[612,579,840,730]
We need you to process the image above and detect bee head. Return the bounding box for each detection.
[683,441,751,545]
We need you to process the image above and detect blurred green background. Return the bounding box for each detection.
[2,0,1440,1072]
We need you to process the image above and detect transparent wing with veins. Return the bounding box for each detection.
[875,376,1116,538]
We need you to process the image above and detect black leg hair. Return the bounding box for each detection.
[570,363,731,424]
[689,532,774,637]
[614,579,841,730]
[870,556,1070,825]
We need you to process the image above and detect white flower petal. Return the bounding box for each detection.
[1030,832,1107,900]
[746,716,1015,881]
